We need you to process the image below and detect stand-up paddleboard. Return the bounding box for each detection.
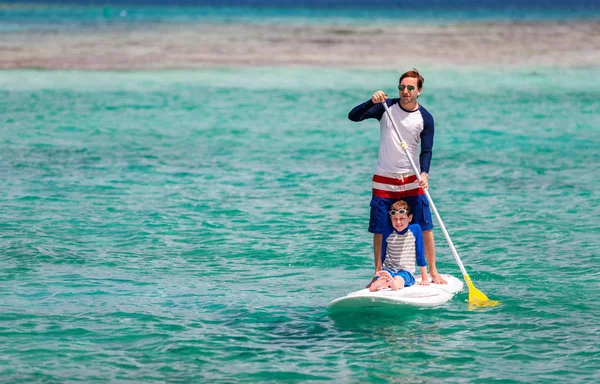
[328,274,463,310]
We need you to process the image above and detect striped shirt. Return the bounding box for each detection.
[382,224,426,274]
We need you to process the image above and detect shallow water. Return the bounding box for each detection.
[2,1,600,27]
[1,67,599,382]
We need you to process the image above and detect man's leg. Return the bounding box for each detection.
[366,233,383,288]
[367,196,393,288]
[373,233,382,272]
[423,230,447,284]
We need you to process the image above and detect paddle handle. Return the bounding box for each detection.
[381,102,468,277]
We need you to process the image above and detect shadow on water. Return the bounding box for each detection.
[327,305,435,331]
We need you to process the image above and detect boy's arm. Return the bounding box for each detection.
[414,225,426,267]
[418,265,429,285]
[413,225,429,285]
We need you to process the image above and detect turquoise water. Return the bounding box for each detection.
[2,2,600,33]
[1,67,599,382]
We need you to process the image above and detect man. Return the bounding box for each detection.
[348,69,447,285]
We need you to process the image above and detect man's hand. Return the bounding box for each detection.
[419,172,429,189]
[371,90,387,104]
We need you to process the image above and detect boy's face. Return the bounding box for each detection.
[389,209,412,231]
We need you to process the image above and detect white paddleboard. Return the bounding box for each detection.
[328,274,463,310]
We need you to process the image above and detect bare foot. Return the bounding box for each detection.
[390,276,405,291]
[431,272,447,285]
[377,270,393,282]
[368,271,393,291]
[365,275,377,289]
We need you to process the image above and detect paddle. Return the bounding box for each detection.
[382,101,499,307]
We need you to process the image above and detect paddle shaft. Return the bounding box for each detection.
[381,102,468,277]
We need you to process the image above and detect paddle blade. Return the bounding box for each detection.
[464,275,500,307]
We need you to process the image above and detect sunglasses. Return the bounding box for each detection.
[398,85,416,92]
[389,209,409,216]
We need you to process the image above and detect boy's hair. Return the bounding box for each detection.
[399,68,424,89]
[390,199,411,214]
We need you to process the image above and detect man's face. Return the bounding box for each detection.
[398,76,420,105]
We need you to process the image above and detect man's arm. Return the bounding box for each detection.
[419,110,435,174]
[348,99,386,122]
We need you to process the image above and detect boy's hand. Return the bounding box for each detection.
[419,275,430,285]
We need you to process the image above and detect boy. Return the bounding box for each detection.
[369,199,429,292]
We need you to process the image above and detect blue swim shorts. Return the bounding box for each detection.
[368,195,433,234]
[377,269,416,287]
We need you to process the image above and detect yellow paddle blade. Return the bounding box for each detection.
[464,275,500,307]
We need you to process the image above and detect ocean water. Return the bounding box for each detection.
[2,67,599,382]
[1,2,600,383]
[2,0,600,33]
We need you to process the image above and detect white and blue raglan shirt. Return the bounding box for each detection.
[382,223,426,274]
[348,98,435,198]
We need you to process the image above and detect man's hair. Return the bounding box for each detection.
[399,68,424,89]
[390,199,411,214]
